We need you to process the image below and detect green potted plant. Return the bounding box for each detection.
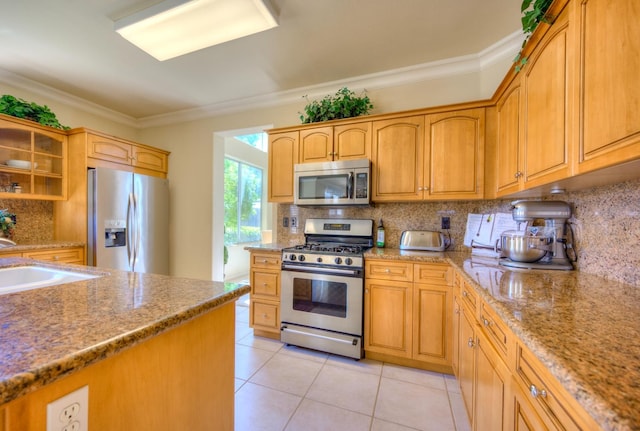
[514,0,554,71]
[299,87,373,124]
[0,95,70,130]
[0,209,16,238]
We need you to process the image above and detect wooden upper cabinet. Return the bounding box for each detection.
[300,123,371,163]
[425,108,485,200]
[495,80,522,196]
[87,132,169,175]
[333,122,371,161]
[268,130,299,203]
[371,116,424,201]
[519,4,572,188]
[574,0,640,174]
[300,126,333,163]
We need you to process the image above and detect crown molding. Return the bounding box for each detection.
[0,30,524,130]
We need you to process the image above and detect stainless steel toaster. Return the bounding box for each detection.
[399,230,446,251]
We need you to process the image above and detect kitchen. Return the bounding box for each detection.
[1,0,639,430]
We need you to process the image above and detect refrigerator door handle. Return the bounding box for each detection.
[127,192,136,270]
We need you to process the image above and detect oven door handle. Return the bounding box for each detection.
[281,325,359,346]
[281,264,361,276]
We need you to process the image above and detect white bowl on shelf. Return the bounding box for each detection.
[6,160,36,170]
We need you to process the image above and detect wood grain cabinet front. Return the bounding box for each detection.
[86,132,169,175]
[364,259,453,373]
[249,250,282,338]
[0,246,85,265]
[267,131,299,203]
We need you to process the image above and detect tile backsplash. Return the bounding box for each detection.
[278,178,640,287]
[0,199,54,243]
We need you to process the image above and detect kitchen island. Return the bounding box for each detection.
[0,258,249,430]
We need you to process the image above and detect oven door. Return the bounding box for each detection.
[280,268,363,336]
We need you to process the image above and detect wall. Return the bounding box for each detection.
[276,178,640,288]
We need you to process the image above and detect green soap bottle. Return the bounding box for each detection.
[376,219,385,248]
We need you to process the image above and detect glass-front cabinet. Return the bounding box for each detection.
[0,116,67,200]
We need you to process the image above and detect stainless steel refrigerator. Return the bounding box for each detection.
[87,167,169,274]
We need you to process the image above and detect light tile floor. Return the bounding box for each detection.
[234,295,471,431]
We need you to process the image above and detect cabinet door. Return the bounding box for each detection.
[87,133,133,165]
[364,278,413,358]
[425,108,485,200]
[413,283,451,366]
[334,122,371,161]
[575,0,640,173]
[300,126,333,163]
[132,146,168,173]
[268,131,299,203]
[511,379,551,431]
[250,299,280,333]
[495,81,522,196]
[371,116,424,201]
[520,6,572,188]
[474,330,510,431]
[452,294,461,377]
[458,304,476,424]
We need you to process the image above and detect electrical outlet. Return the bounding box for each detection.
[47,386,88,431]
[441,216,451,230]
[283,217,289,227]
[290,217,297,228]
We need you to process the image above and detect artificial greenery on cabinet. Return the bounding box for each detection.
[0,95,70,130]
[514,0,554,71]
[299,87,373,124]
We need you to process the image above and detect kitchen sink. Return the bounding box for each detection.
[0,265,101,295]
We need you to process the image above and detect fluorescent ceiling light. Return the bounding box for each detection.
[114,0,278,61]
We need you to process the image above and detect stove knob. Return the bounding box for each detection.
[317,257,323,263]
[334,257,342,265]
[298,255,306,262]
[344,257,353,266]
[289,254,296,261]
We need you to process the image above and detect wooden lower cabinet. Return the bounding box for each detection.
[364,260,452,372]
[453,267,602,431]
[2,303,235,430]
[0,246,85,265]
[248,250,281,339]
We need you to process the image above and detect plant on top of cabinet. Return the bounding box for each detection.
[0,95,70,130]
[514,0,554,71]
[299,87,373,124]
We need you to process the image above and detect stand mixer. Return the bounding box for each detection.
[499,200,575,270]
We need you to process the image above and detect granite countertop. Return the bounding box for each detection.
[366,248,639,431]
[0,241,85,252]
[0,258,249,406]
[244,242,289,252]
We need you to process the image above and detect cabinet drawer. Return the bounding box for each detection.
[479,301,510,360]
[414,263,452,285]
[459,279,478,314]
[365,260,413,282]
[251,271,279,298]
[514,343,582,431]
[23,247,84,264]
[250,300,280,331]
[251,252,281,270]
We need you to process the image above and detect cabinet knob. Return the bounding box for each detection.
[467,337,475,348]
[514,171,523,179]
[483,318,490,326]
[530,384,547,398]
[462,291,468,297]
[385,268,390,273]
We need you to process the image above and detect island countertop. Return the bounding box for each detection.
[0,258,249,406]
[365,248,640,431]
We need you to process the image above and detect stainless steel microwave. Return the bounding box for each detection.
[294,158,371,206]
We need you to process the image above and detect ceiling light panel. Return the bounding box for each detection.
[115,0,278,61]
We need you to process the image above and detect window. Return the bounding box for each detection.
[224,158,263,243]
[234,133,268,152]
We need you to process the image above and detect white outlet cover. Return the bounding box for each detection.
[46,386,89,431]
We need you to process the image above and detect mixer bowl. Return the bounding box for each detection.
[500,231,550,263]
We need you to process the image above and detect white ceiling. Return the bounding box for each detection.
[0,0,522,122]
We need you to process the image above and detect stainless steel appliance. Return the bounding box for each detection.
[499,200,575,270]
[399,230,446,251]
[280,218,373,359]
[293,158,370,206]
[88,167,169,274]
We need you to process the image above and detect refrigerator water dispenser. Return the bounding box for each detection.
[105,228,126,248]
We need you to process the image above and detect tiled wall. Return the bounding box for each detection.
[0,199,54,243]
[278,178,640,287]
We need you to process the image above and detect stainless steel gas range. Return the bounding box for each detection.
[280,218,373,359]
